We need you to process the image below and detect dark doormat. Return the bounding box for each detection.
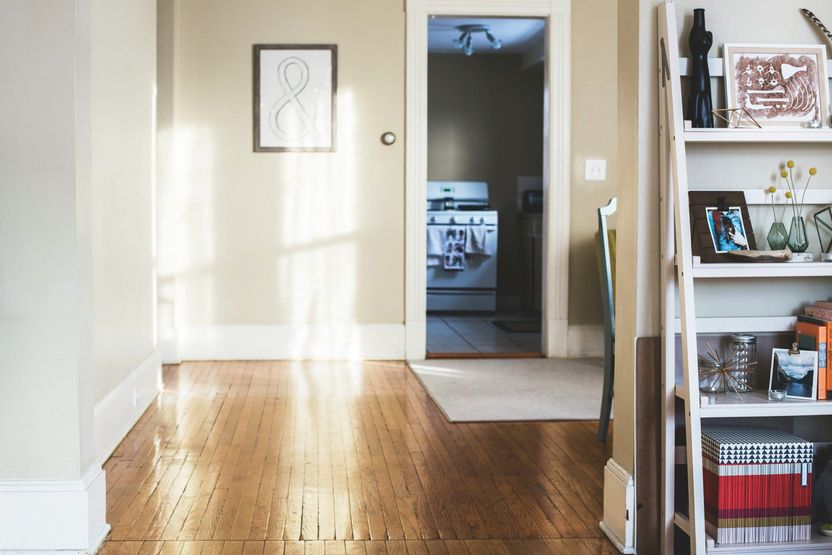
[491,320,541,334]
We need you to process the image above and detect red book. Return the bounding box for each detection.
[796,315,827,400]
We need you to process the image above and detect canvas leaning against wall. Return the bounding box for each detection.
[253,44,337,152]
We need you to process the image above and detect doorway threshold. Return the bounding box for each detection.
[426,351,544,360]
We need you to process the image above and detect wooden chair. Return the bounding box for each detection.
[595,198,617,442]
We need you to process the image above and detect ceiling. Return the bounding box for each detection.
[428,17,545,55]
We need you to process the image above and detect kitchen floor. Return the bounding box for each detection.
[427,313,541,354]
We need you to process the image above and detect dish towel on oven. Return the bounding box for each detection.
[465,225,492,256]
[443,227,466,270]
[427,226,445,267]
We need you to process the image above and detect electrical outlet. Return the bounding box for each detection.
[585,159,607,182]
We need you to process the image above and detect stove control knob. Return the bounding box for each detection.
[429,216,436,223]
[480,217,485,224]
[450,217,456,224]
[469,217,475,223]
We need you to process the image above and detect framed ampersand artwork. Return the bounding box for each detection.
[253,44,337,152]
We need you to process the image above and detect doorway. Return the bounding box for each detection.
[404,0,572,361]
[425,17,545,358]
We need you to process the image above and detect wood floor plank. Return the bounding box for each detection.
[100,362,613,553]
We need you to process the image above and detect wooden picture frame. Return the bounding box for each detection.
[688,191,756,263]
[724,44,830,128]
[253,44,337,152]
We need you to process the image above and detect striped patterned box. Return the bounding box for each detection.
[702,425,813,545]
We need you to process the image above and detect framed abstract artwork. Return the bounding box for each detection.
[253,44,337,152]
[724,44,830,128]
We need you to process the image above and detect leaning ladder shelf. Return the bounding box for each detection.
[659,1,832,553]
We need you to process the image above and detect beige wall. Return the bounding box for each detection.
[166,1,619,339]
[91,0,157,402]
[569,0,619,327]
[427,54,544,307]
[171,0,406,330]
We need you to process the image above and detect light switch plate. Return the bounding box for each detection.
[585,159,607,182]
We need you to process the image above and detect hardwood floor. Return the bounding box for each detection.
[100,361,614,554]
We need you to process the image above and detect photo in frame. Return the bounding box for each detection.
[768,347,818,400]
[705,206,750,253]
[253,44,337,152]
[724,44,830,128]
[689,191,756,262]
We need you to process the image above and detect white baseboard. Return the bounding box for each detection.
[601,458,636,554]
[0,466,109,553]
[567,324,604,358]
[177,324,405,361]
[157,331,180,364]
[94,350,162,465]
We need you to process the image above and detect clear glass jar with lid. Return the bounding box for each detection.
[727,333,757,392]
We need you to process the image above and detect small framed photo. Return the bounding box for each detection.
[253,44,337,152]
[688,191,756,263]
[724,44,830,128]
[705,206,750,253]
[769,347,819,400]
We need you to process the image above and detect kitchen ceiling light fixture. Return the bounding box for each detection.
[452,24,502,56]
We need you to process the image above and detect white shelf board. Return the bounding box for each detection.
[673,511,832,553]
[676,388,832,418]
[687,257,832,278]
[679,57,832,78]
[740,189,832,206]
[705,534,832,553]
[673,316,796,334]
[685,128,832,143]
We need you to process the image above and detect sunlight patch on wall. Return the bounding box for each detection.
[275,89,360,356]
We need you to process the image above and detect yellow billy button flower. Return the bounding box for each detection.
[787,160,795,168]
[768,186,777,193]
[785,191,794,199]
[810,167,818,176]
[781,170,789,178]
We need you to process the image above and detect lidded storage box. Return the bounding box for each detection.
[702,425,813,545]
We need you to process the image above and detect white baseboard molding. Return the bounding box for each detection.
[567,324,604,358]
[601,458,636,554]
[157,331,180,364]
[94,350,162,466]
[0,466,109,553]
[177,324,406,361]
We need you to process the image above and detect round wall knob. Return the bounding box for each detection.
[380,131,396,145]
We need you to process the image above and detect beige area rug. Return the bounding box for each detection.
[409,358,606,422]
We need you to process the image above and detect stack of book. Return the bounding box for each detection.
[800,301,832,399]
[703,425,813,545]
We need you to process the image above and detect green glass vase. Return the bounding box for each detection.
[788,216,809,253]
[767,222,788,250]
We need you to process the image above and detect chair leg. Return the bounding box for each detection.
[597,351,614,442]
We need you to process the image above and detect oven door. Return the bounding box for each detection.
[426,225,498,290]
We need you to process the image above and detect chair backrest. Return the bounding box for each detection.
[596,198,617,339]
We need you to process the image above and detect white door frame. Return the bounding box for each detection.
[404,0,572,359]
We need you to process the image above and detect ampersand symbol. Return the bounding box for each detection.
[270,57,319,140]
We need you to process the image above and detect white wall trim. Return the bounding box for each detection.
[567,324,604,358]
[404,0,572,360]
[601,458,636,554]
[158,332,180,364]
[0,466,108,553]
[177,324,405,361]
[94,350,163,466]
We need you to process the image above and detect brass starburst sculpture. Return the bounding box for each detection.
[698,343,755,399]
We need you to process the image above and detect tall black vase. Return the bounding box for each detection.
[687,9,714,128]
